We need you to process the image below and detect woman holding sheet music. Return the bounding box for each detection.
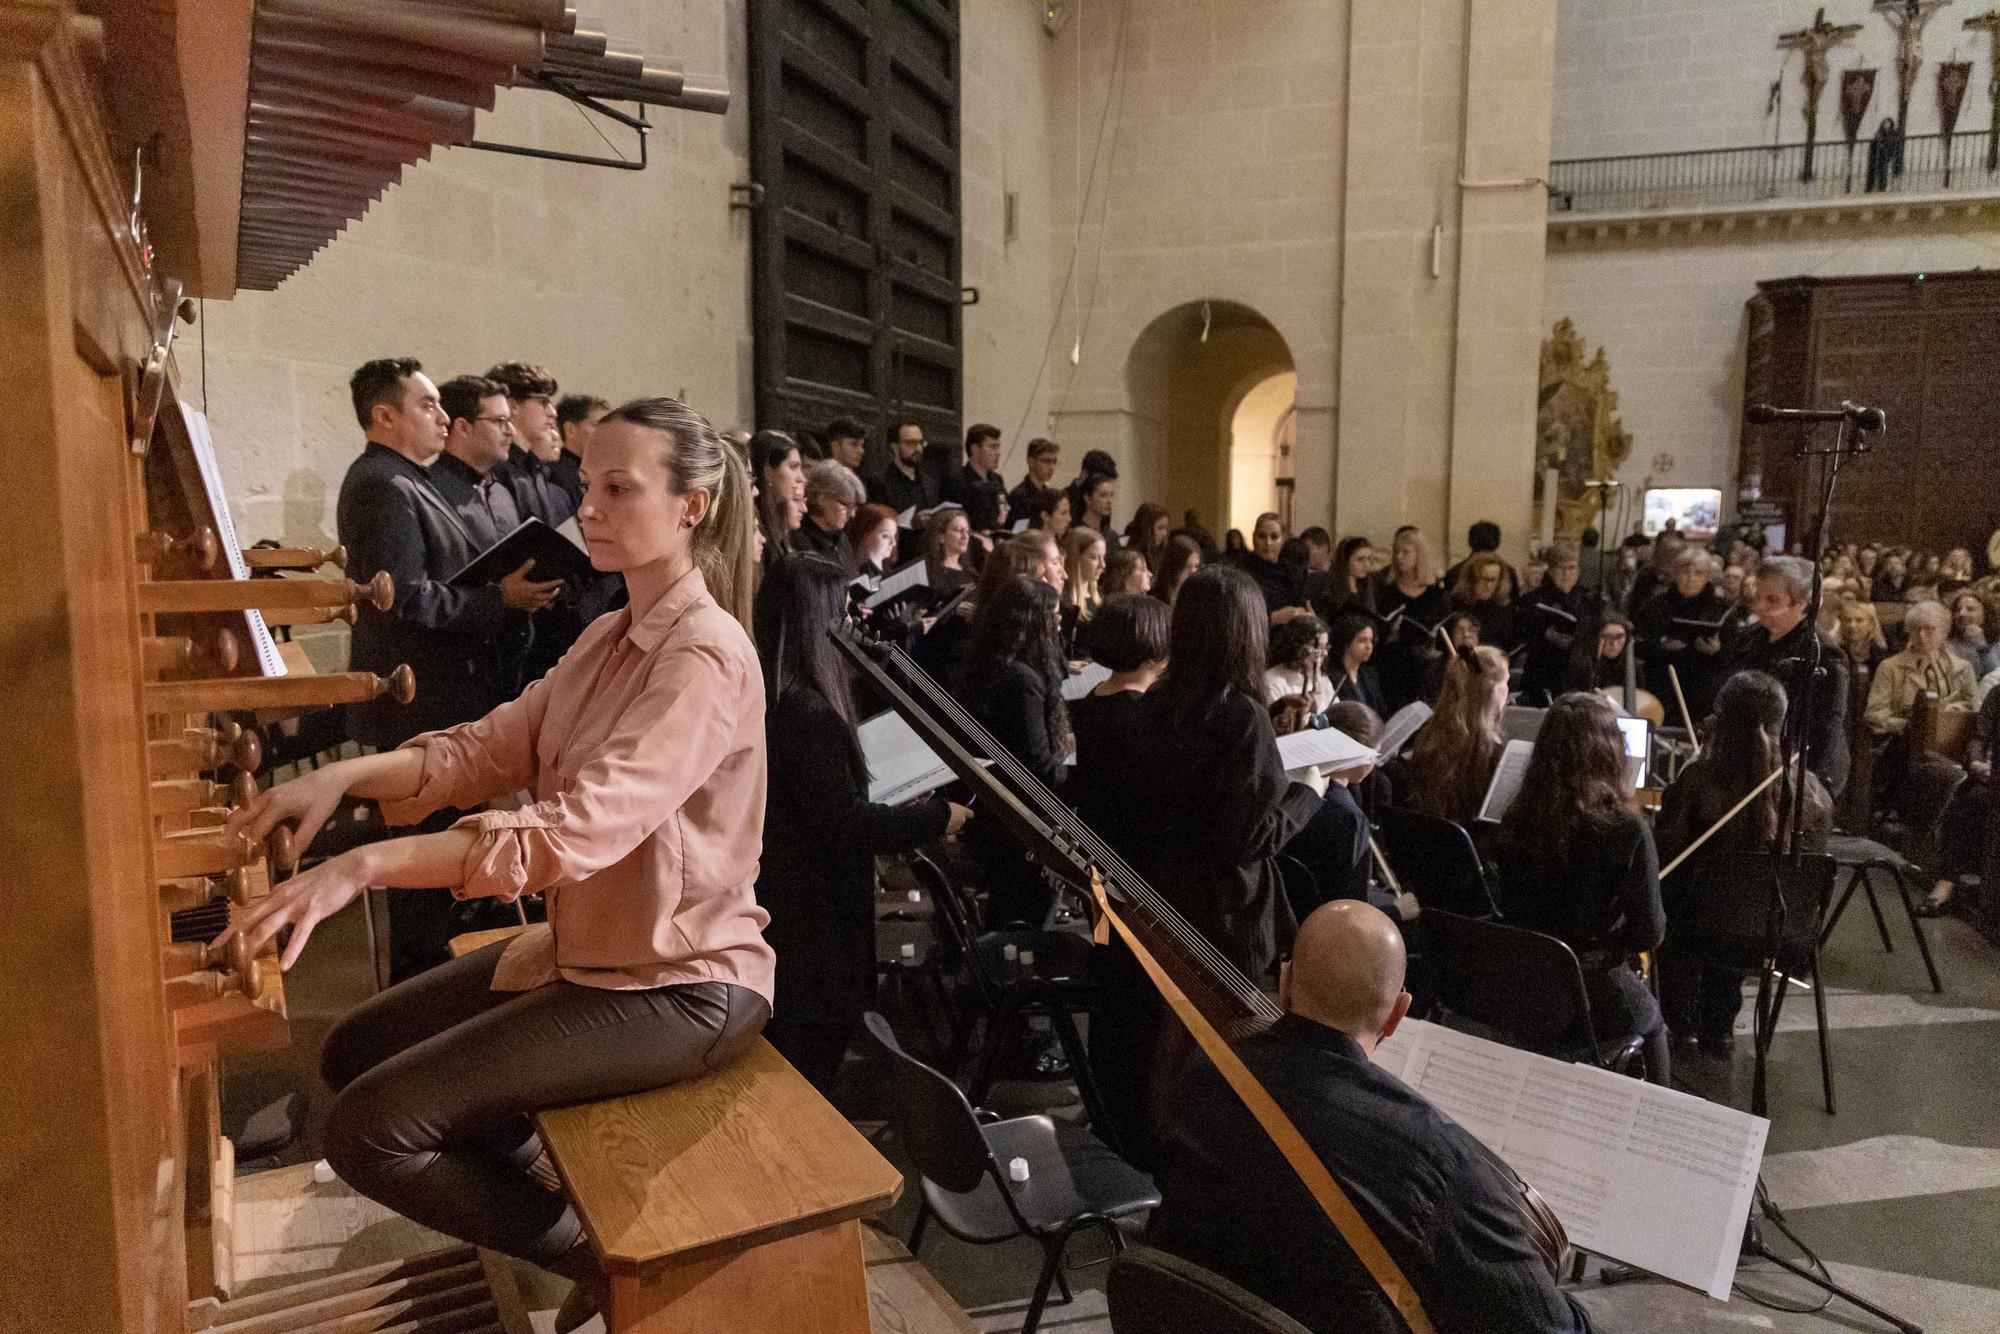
[1632,547,1729,719]
[1373,527,1449,714]
[754,554,971,1094]
[1515,544,1585,705]
[1493,691,1669,1085]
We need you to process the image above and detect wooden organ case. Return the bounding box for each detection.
[0,8,409,1329]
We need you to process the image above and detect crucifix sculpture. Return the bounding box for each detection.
[1964,8,2000,170]
[1878,0,1957,174]
[1781,9,1865,181]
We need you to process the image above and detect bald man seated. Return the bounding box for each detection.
[1147,902,1593,1334]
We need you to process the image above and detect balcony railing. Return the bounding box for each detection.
[1547,129,2000,216]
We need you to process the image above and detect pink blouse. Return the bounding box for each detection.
[382,566,774,998]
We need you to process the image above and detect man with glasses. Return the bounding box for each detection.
[868,418,939,515]
[486,361,574,528]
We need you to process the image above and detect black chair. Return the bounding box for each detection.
[1821,834,1945,994]
[1674,852,1838,1113]
[1107,1246,1313,1334]
[906,852,1118,1146]
[862,1012,1160,1334]
[1419,909,1646,1075]
[1374,806,1500,918]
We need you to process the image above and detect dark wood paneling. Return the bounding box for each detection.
[1744,271,2000,555]
[749,0,962,462]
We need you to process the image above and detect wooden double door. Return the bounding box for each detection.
[1743,270,2000,555]
[748,0,964,460]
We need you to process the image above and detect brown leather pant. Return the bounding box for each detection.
[320,938,768,1272]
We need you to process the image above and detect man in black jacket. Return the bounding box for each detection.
[1007,436,1061,526]
[336,358,560,977]
[868,419,940,515]
[1150,902,1594,1334]
[1724,554,1850,796]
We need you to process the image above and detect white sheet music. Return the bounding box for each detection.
[1475,738,1535,823]
[1377,701,1432,757]
[555,515,589,552]
[864,559,928,610]
[1372,1019,1766,1299]
[1061,662,1112,701]
[179,402,287,678]
[1276,726,1377,779]
[858,711,954,806]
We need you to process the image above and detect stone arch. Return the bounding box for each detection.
[1117,300,1295,537]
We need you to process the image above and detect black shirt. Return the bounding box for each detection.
[1515,582,1586,705]
[792,516,854,569]
[1008,476,1060,525]
[1241,554,1310,616]
[1723,617,1850,796]
[428,451,521,552]
[948,462,1009,533]
[1069,687,1150,832]
[549,447,584,510]
[869,460,940,515]
[499,445,576,528]
[1150,1014,1593,1334]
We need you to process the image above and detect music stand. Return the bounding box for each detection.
[1736,404,1920,1333]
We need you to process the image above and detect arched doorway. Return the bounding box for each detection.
[1122,301,1294,539]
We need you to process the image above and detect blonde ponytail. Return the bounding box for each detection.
[600,396,758,628]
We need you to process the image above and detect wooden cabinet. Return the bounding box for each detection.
[1742,270,2000,555]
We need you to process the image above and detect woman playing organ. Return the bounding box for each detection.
[218,398,770,1332]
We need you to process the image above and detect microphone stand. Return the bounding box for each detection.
[1738,406,1918,1333]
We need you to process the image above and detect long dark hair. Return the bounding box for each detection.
[1124,501,1170,567]
[964,576,1072,755]
[1502,690,1630,859]
[1156,565,1267,726]
[1407,644,1508,822]
[1333,535,1372,599]
[1155,534,1202,604]
[752,553,864,784]
[1701,670,1788,846]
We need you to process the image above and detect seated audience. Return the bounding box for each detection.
[1940,546,1977,594]
[1242,511,1312,624]
[1149,901,1594,1334]
[793,459,864,566]
[1327,612,1389,718]
[1153,533,1203,606]
[1723,556,1849,796]
[1931,679,2000,916]
[1008,436,1063,526]
[1633,547,1728,719]
[1654,672,1830,1054]
[1493,691,1668,1084]
[1835,598,1890,677]
[1398,645,1509,826]
[956,575,1071,926]
[753,555,970,1094]
[1447,551,1517,651]
[1866,599,1975,734]
[1101,546,1154,601]
[1871,550,1911,602]
[1947,590,1999,680]
[1515,543,1585,705]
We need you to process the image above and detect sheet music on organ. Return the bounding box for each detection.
[857,710,955,806]
[1371,1018,1766,1299]
[178,401,287,678]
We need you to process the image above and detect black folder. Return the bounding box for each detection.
[448,517,596,587]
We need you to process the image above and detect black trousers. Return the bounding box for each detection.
[321,939,768,1272]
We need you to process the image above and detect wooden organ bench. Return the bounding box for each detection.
[448,929,908,1333]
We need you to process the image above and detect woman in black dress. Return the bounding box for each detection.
[1240,512,1311,625]
[1492,691,1669,1085]
[1515,542,1586,705]
[956,575,1071,927]
[1372,526,1448,714]
[754,554,971,1094]
[1069,595,1170,834]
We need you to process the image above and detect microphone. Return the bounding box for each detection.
[1745,401,1887,432]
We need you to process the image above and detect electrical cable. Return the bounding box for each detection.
[1004,0,1133,472]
